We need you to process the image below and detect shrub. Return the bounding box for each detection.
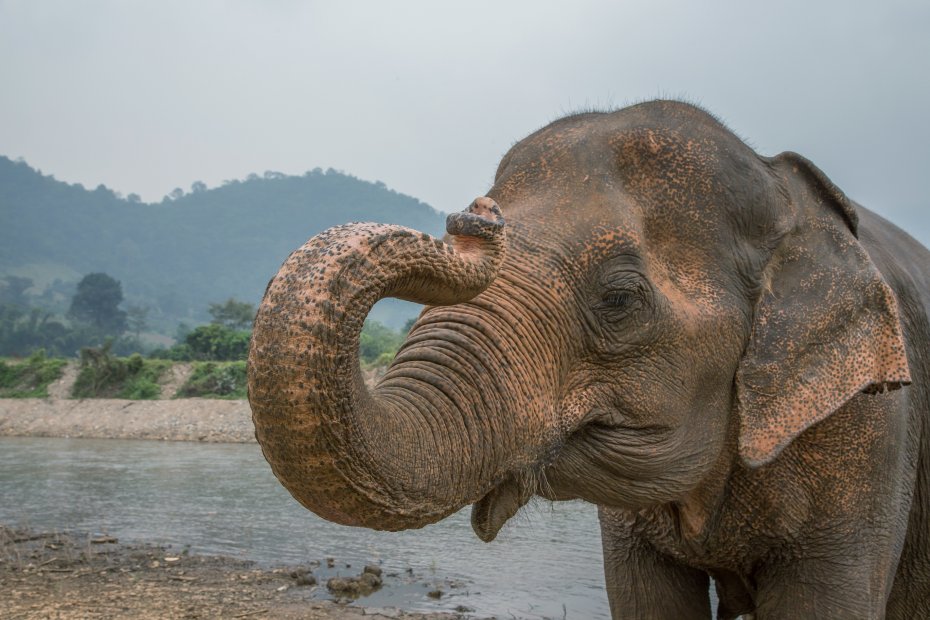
[369,351,397,369]
[149,324,249,361]
[72,345,169,399]
[0,350,68,398]
[118,371,164,399]
[359,320,403,366]
[185,324,250,361]
[176,361,247,399]
[149,343,194,361]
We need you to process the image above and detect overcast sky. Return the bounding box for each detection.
[1,0,928,242]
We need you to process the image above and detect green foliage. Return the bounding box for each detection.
[371,351,397,368]
[184,324,250,360]
[67,273,128,336]
[150,323,249,361]
[0,303,94,357]
[72,344,169,399]
[152,315,406,366]
[359,320,404,367]
[176,361,247,399]
[119,367,166,399]
[149,343,194,361]
[0,350,67,398]
[208,298,255,331]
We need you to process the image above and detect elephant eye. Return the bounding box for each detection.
[602,290,635,309]
[592,262,650,324]
[598,287,644,321]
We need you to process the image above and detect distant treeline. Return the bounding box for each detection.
[1,270,411,365]
[0,156,444,332]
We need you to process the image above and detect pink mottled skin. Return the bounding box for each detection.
[249,100,930,618]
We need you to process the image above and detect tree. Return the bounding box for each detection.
[358,320,403,365]
[184,324,250,361]
[208,298,255,331]
[126,304,149,339]
[175,322,193,343]
[0,276,33,309]
[68,273,127,336]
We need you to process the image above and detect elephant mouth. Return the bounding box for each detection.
[469,409,608,542]
[470,472,535,542]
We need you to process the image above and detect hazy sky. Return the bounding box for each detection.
[1,1,928,241]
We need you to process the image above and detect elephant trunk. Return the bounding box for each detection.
[247,198,506,530]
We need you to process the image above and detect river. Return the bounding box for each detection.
[0,436,609,619]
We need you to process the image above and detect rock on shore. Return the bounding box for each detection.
[1,525,463,620]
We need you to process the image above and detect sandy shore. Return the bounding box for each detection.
[0,397,256,443]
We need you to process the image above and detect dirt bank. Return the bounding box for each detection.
[0,526,464,620]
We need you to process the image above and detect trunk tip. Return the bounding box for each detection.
[446,197,505,239]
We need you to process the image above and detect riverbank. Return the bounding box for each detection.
[0,397,255,442]
[0,359,391,443]
[1,525,464,620]
[1,357,256,442]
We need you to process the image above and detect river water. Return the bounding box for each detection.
[0,437,609,619]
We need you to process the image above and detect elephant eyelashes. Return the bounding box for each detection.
[602,290,635,309]
[597,287,644,322]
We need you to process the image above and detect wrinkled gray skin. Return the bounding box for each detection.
[248,101,930,618]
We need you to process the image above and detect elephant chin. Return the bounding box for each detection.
[470,473,534,542]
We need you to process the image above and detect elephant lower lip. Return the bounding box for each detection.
[470,474,534,543]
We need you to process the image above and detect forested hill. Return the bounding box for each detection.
[0,156,446,330]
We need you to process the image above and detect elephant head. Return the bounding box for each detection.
[248,100,910,543]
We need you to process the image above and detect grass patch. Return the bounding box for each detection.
[175,361,246,399]
[0,350,68,398]
[72,347,170,399]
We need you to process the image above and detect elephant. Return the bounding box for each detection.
[247,100,930,618]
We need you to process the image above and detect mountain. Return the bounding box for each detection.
[0,157,446,331]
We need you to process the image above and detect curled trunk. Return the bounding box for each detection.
[248,199,506,530]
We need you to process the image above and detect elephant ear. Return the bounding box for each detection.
[736,152,911,467]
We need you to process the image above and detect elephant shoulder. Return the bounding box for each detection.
[857,205,930,320]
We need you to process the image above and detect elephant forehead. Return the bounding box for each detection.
[611,128,732,233]
[497,103,738,187]
[497,123,740,236]
[612,125,721,183]
[572,221,643,267]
